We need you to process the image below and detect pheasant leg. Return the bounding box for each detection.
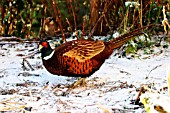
[71,78,87,88]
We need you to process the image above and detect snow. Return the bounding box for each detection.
[0,40,170,113]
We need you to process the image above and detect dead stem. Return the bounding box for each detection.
[50,0,66,42]
[0,95,30,112]
[146,64,163,79]
[22,59,34,71]
[88,14,104,39]
[21,50,39,59]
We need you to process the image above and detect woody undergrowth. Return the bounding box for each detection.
[0,0,169,56]
[120,1,169,57]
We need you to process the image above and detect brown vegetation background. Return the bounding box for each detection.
[0,0,169,39]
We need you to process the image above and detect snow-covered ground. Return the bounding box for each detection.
[0,40,169,113]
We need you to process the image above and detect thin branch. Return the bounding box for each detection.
[22,59,34,71]
[69,0,77,31]
[145,64,163,79]
[0,37,39,43]
[103,14,112,32]
[88,14,104,39]
[66,18,73,32]
[21,50,39,59]
[88,0,114,39]
[51,0,66,42]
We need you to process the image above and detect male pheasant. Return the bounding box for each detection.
[39,25,151,87]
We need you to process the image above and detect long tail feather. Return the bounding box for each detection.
[109,24,153,49]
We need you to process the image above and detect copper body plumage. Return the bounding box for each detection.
[39,26,150,78]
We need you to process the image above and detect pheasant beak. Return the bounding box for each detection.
[38,45,43,51]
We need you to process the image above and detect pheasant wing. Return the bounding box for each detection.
[63,40,105,62]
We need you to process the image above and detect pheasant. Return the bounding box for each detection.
[39,25,152,87]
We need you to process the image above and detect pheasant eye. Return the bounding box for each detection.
[42,41,48,48]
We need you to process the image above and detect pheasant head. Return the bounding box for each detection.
[39,40,55,60]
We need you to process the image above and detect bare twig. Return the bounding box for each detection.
[111,107,135,112]
[0,37,23,42]
[88,1,114,39]
[135,86,147,105]
[0,95,30,112]
[146,64,163,79]
[103,14,112,32]
[20,49,39,71]
[97,103,110,113]
[82,15,86,37]
[21,50,39,59]
[51,0,66,42]
[162,6,170,34]
[66,18,73,32]
[0,37,39,43]
[69,0,77,31]
[22,59,34,71]
[88,14,104,39]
